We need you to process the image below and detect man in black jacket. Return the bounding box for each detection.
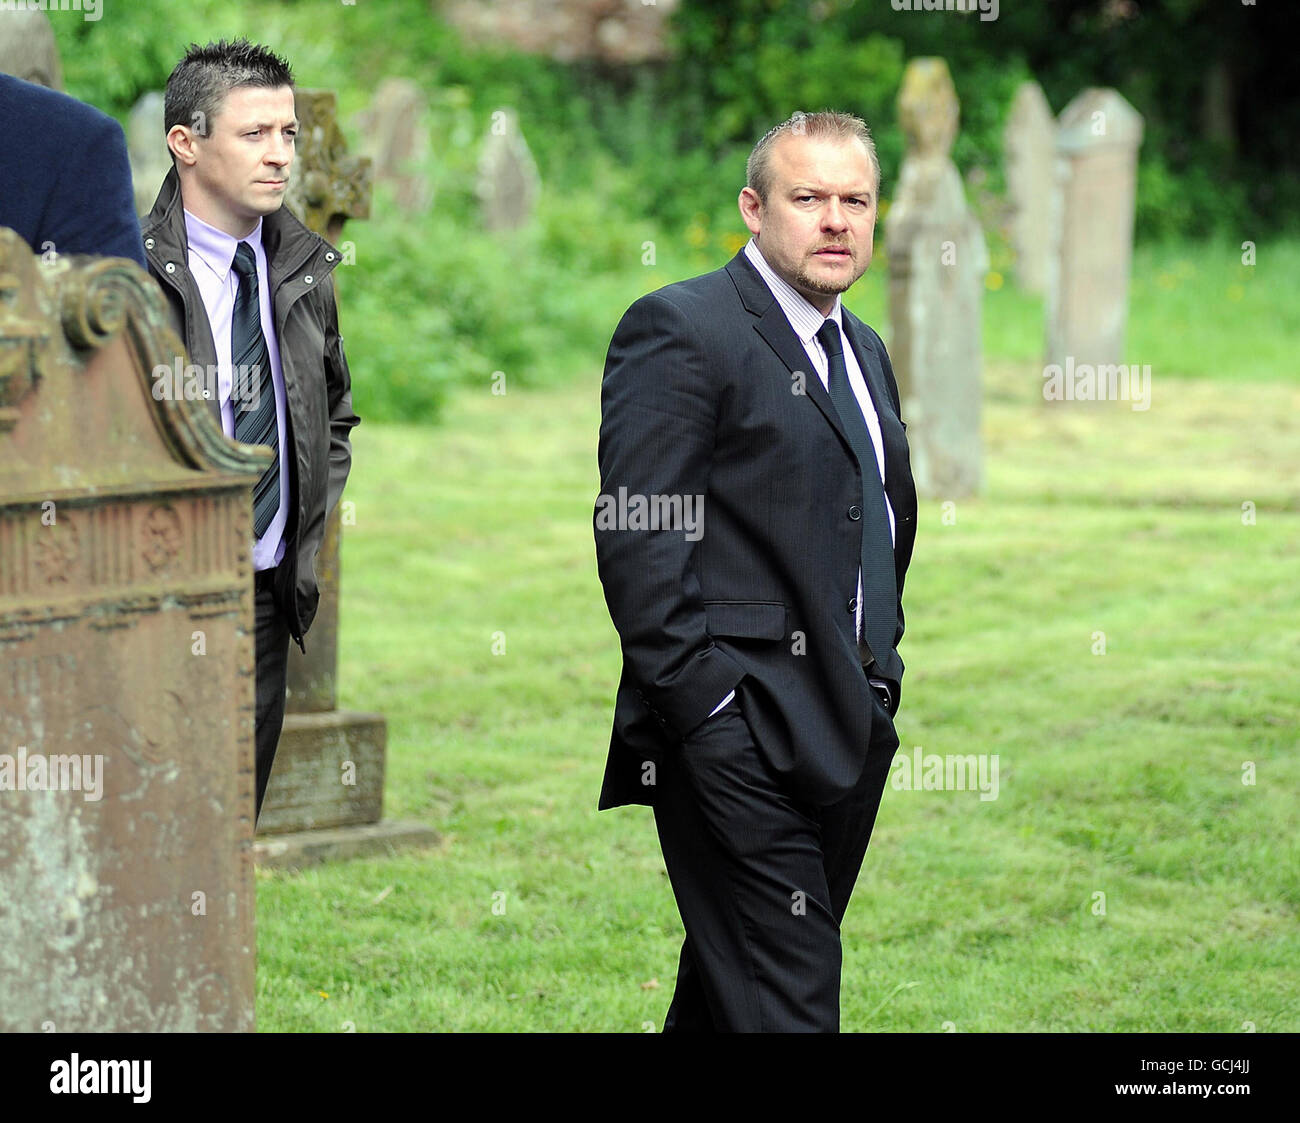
[594,111,917,1032]
[142,39,358,821]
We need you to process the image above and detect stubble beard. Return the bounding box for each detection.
[795,267,851,297]
[793,256,867,299]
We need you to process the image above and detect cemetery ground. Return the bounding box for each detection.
[254,293,1299,1032]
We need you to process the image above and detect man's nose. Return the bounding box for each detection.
[265,135,292,166]
[822,199,849,230]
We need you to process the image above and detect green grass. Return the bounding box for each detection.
[338,227,1299,425]
[255,351,1300,1032]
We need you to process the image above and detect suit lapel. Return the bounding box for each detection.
[842,315,915,567]
[842,315,907,488]
[726,252,852,452]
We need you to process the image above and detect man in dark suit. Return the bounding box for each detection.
[0,71,145,266]
[141,39,358,822]
[594,110,916,1032]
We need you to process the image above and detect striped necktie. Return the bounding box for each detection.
[230,241,279,539]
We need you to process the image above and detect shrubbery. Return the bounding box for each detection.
[48,0,1294,421]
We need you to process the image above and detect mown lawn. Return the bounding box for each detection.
[255,346,1299,1032]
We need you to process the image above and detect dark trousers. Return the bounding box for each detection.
[653,688,899,1032]
[253,572,291,823]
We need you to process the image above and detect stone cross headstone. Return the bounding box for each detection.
[257,89,435,866]
[128,91,170,218]
[476,107,540,232]
[356,77,433,214]
[284,89,373,246]
[1003,81,1054,294]
[265,88,373,826]
[1045,88,1144,380]
[0,227,263,1030]
[884,58,987,500]
[0,9,63,89]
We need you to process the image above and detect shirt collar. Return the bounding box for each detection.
[183,209,265,282]
[743,237,843,346]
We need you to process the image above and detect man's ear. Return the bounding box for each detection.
[167,124,199,168]
[738,187,763,237]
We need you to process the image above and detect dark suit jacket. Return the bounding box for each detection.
[594,249,916,810]
[140,166,359,647]
[0,72,145,266]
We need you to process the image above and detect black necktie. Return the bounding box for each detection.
[816,318,895,667]
[230,242,280,539]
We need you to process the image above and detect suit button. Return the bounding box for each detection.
[848,505,862,520]
[848,598,858,612]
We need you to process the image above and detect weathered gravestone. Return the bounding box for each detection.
[1045,88,1144,383]
[356,77,433,214]
[0,227,262,1031]
[0,8,63,90]
[128,91,170,218]
[442,0,679,64]
[1003,80,1054,295]
[256,89,436,866]
[884,58,987,500]
[477,107,540,233]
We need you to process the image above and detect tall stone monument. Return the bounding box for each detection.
[884,58,987,500]
[1045,88,1144,376]
[0,228,262,1030]
[477,108,540,233]
[128,91,170,218]
[356,77,433,214]
[1003,80,1055,294]
[264,88,373,830]
[0,8,63,89]
[257,90,435,866]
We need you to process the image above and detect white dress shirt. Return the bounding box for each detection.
[184,210,289,571]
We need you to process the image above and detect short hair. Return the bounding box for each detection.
[746,110,881,203]
[164,38,294,150]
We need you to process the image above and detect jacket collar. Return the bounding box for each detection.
[724,248,897,440]
[141,164,334,291]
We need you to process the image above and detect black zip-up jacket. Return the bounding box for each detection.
[141,165,359,649]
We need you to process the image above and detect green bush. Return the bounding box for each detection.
[46,0,1295,423]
